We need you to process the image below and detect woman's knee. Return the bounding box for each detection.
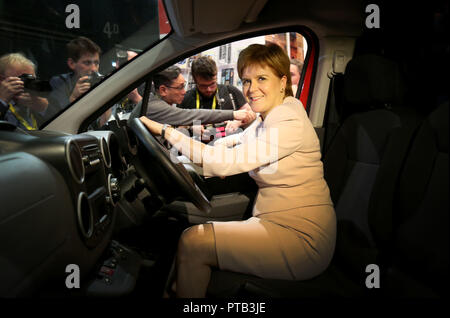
[177,224,217,266]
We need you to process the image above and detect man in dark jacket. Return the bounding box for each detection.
[49,37,102,111]
[178,56,252,133]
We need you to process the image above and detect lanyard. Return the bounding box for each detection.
[8,104,37,130]
[196,89,217,110]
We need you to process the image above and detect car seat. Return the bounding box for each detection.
[383,101,448,297]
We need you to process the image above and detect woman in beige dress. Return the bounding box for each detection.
[140,43,336,298]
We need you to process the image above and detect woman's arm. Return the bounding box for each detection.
[140,107,303,177]
[213,133,242,148]
[140,116,206,166]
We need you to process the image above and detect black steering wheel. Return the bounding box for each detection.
[128,118,211,214]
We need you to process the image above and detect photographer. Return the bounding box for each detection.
[49,36,102,111]
[0,53,49,130]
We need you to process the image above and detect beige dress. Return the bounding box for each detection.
[172,97,336,280]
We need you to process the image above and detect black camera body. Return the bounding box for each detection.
[19,74,51,92]
[86,72,104,86]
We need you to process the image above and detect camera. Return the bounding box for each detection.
[115,49,128,68]
[19,74,51,92]
[85,72,104,86]
[195,123,228,143]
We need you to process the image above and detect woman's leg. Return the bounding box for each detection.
[176,223,218,298]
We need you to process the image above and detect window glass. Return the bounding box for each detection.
[89,32,309,132]
[178,32,307,98]
[87,83,146,130]
[0,0,170,130]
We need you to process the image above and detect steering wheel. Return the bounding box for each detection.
[128,118,211,214]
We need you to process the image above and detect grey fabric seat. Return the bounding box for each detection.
[383,102,449,297]
[323,55,423,285]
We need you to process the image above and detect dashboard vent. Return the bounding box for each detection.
[77,192,94,239]
[100,138,111,168]
[82,143,99,152]
[66,139,85,184]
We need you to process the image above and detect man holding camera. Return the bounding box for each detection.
[0,53,49,130]
[49,36,102,110]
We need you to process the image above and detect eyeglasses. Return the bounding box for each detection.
[81,60,100,66]
[166,83,186,91]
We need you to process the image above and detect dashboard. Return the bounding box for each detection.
[0,123,125,297]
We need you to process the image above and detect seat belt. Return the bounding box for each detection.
[322,50,348,156]
[322,73,344,156]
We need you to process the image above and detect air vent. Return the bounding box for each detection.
[100,138,111,168]
[66,139,85,184]
[82,143,99,152]
[77,192,94,239]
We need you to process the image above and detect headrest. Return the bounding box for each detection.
[343,54,406,110]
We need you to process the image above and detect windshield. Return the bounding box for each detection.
[0,0,170,130]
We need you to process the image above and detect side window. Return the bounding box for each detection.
[0,0,170,130]
[176,32,309,110]
[88,31,313,131]
[86,82,146,130]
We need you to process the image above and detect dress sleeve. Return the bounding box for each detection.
[166,100,307,178]
[201,113,303,177]
[212,133,242,148]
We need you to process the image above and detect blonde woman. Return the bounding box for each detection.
[140,43,336,298]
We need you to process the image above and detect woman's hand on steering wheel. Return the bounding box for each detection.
[129,118,212,213]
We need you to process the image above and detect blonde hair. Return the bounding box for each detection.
[0,53,36,76]
[237,43,293,97]
[290,58,304,74]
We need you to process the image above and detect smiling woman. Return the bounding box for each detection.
[239,44,291,118]
[139,43,336,298]
[0,0,445,302]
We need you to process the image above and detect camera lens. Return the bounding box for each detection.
[19,74,51,91]
[87,72,104,86]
